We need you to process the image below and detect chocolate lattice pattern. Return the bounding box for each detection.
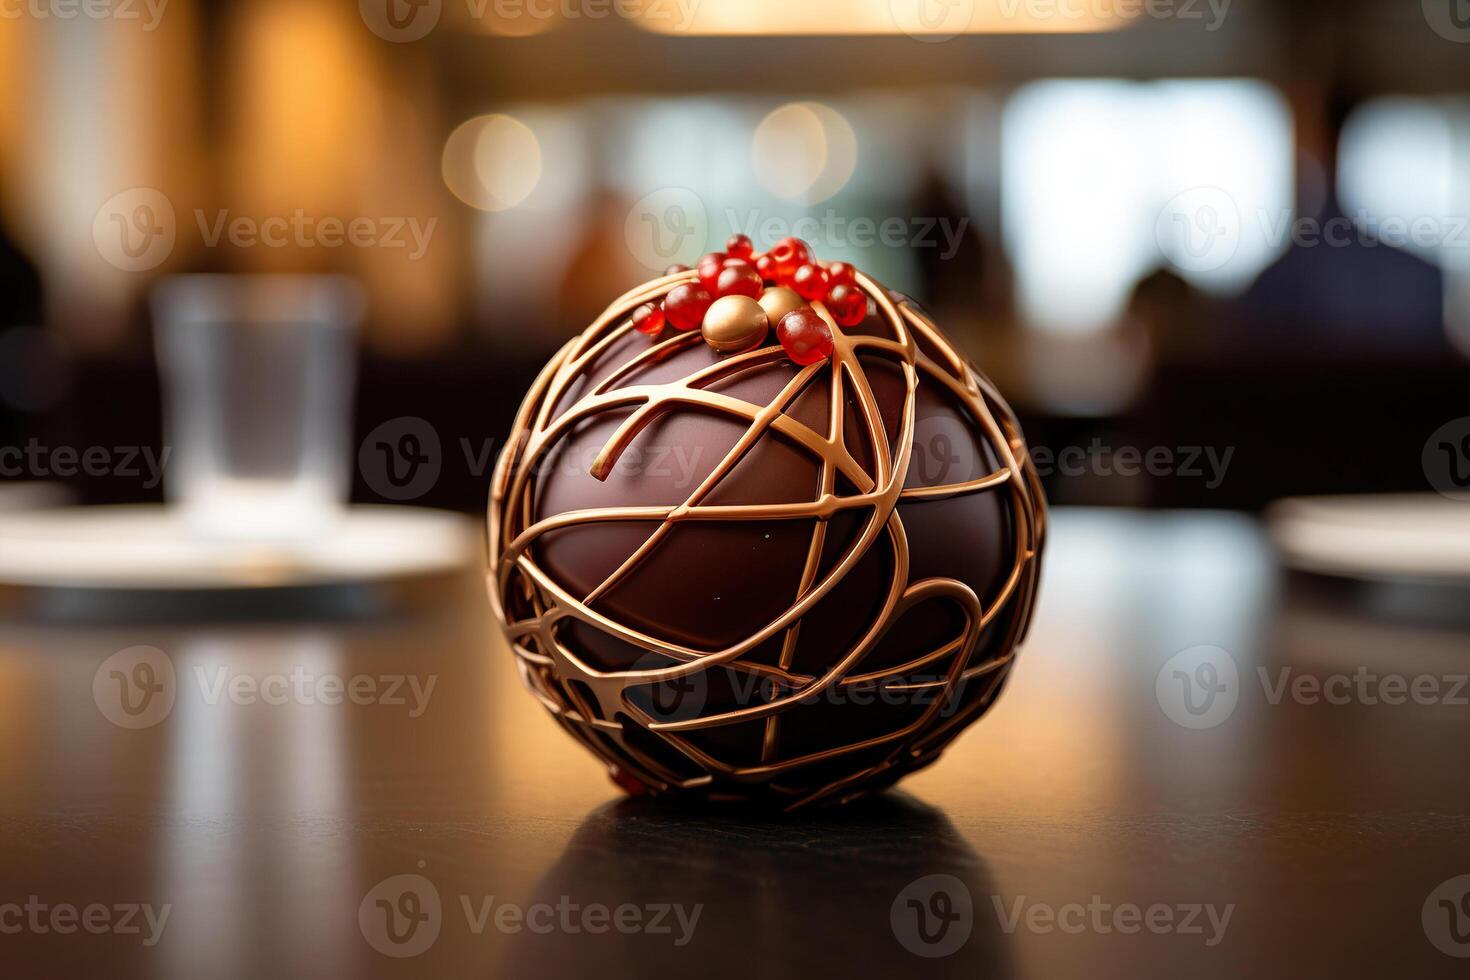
[488,268,1046,810]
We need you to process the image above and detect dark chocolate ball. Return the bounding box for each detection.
[489,277,1045,810]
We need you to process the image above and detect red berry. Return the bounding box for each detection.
[826,261,856,286]
[608,765,649,797]
[696,251,728,292]
[725,233,754,259]
[755,254,778,282]
[632,302,665,336]
[791,263,831,302]
[777,307,834,365]
[769,237,811,281]
[663,283,713,331]
[715,262,762,299]
[826,283,867,327]
[664,263,691,276]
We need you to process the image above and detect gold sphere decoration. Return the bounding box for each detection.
[701,295,770,353]
[758,286,805,326]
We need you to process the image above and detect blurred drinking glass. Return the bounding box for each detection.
[152,275,363,540]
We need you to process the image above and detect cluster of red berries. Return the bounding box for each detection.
[629,235,870,365]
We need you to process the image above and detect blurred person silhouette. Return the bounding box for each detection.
[1133,62,1461,508]
[909,162,1014,354]
[556,186,647,339]
[1234,65,1448,358]
[0,195,48,457]
[0,218,41,331]
[1127,265,1221,369]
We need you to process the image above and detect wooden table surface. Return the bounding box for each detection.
[3,509,1468,979]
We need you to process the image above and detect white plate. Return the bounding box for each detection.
[1266,494,1470,584]
[0,505,477,591]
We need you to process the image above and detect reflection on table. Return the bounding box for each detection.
[1,510,1467,979]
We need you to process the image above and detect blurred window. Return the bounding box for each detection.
[1339,97,1470,354]
[1002,79,1293,334]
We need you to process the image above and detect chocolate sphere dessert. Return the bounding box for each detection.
[489,240,1046,810]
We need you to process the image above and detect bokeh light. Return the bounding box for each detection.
[442,113,543,212]
[752,102,857,205]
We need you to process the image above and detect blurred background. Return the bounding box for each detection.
[0,0,1466,518]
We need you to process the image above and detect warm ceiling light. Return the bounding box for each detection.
[631,0,1125,36]
[442,114,543,212]
[752,102,858,204]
